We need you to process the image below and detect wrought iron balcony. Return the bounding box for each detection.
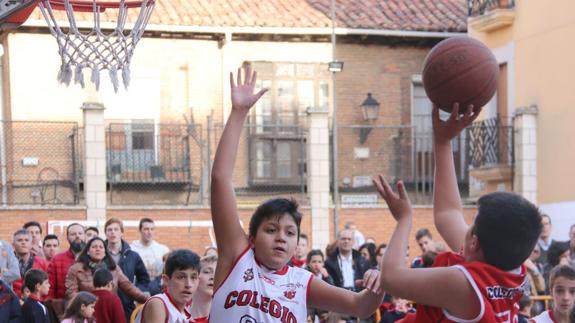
[467,116,513,169]
[468,0,515,17]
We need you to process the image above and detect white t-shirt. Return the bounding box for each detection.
[210,246,313,323]
[134,293,187,323]
[131,240,170,279]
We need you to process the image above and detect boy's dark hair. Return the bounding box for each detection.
[415,228,432,241]
[164,249,200,278]
[85,226,99,235]
[518,294,531,310]
[139,217,154,231]
[549,264,575,291]
[547,241,570,268]
[93,268,114,288]
[24,269,48,293]
[472,192,542,271]
[249,198,302,239]
[421,251,438,268]
[43,234,59,246]
[23,221,43,234]
[306,249,325,264]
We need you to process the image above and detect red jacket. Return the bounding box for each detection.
[48,249,76,299]
[93,289,126,323]
[13,255,48,299]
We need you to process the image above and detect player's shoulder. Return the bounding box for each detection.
[529,310,553,323]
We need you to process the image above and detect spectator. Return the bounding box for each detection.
[24,221,45,259]
[85,227,99,242]
[525,244,546,296]
[65,237,148,306]
[537,214,555,264]
[130,218,169,280]
[290,233,309,268]
[42,234,59,263]
[12,229,48,299]
[48,223,86,300]
[306,249,333,323]
[92,268,126,323]
[359,242,378,269]
[188,255,217,322]
[411,228,436,268]
[543,241,570,292]
[203,246,217,257]
[61,291,97,323]
[0,240,20,286]
[517,295,531,323]
[0,279,21,322]
[21,269,50,323]
[421,251,438,268]
[147,253,169,296]
[531,265,575,323]
[344,221,365,249]
[380,296,414,323]
[324,228,369,291]
[105,217,150,321]
[375,243,387,269]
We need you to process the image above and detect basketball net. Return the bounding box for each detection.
[38,0,155,92]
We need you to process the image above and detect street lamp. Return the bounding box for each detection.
[359,93,380,144]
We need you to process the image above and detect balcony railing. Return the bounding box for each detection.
[467,117,513,169]
[468,0,515,16]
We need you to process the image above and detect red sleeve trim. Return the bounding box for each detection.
[212,244,252,296]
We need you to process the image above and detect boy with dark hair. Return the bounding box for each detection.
[23,221,45,258]
[85,226,99,241]
[42,234,59,263]
[411,228,435,268]
[517,295,531,323]
[93,268,126,323]
[21,268,51,323]
[209,66,384,322]
[373,103,543,322]
[531,264,575,323]
[135,249,200,323]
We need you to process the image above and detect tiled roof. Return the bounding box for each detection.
[27,0,467,33]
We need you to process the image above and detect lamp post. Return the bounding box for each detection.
[330,0,341,240]
[359,93,380,144]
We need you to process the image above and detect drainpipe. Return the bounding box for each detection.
[0,43,7,205]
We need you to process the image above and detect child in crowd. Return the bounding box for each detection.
[92,268,126,323]
[531,264,575,323]
[21,269,51,323]
[517,295,531,323]
[135,249,200,323]
[188,255,217,322]
[61,291,97,323]
[306,249,333,323]
[373,103,542,322]
[380,296,414,323]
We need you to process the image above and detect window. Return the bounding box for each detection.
[248,62,329,185]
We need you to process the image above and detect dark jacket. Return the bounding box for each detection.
[107,240,150,322]
[0,280,21,323]
[324,248,369,290]
[21,297,50,323]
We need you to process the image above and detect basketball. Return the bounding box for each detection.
[422,36,499,113]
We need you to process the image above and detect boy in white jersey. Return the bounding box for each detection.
[531,264,575,323]
[136,249,200,323]
[187,255,217,322]
[209,65,385,322]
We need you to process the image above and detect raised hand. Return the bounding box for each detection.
[230,65,267,113]
[432,103,482,145]
[372,174,412,222]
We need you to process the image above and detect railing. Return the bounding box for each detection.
[468,0,515,16]
[467,117,513,169]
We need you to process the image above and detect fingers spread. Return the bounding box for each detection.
[229,72,235,88]
[237,67,242,86]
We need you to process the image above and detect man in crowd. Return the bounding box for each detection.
[85,226,99,241]
[130,218,170,281]
[42,234,60,263]
[344,221,365,250]
[325,228,369,290]
[290,233,309,268]
[23,221,45,258]
[411,228,436,268]
[48,223,86,300]
[105,217,150,321]
[0,240,20,286]
[12,229,48,298]
[537,214,555,264]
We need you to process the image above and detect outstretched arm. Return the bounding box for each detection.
[432,104,481,251]
[211,66,267,289]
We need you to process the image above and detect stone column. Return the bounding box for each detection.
[513,105,537,203]
[307,107,331,250]
[82,102,107,229]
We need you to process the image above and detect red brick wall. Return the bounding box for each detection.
[0,206,475,260]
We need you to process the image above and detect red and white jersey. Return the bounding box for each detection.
[530,310,557,323]
[399,252,527,323]
[135,293,188,323]
[210,246,313,322]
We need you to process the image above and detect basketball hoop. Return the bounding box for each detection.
[37,0,156,92]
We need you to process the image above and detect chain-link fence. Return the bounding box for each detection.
[0,121,81,205]
[210,122,309,207]
[337,125,469,205]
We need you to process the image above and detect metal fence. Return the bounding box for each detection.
[468,117,514,169]
[468,0,515,16]
[0,121,81,205]
[337,125,469,205]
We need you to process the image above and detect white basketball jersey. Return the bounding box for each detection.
[134,293,188,323]
[210,247,313,323]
